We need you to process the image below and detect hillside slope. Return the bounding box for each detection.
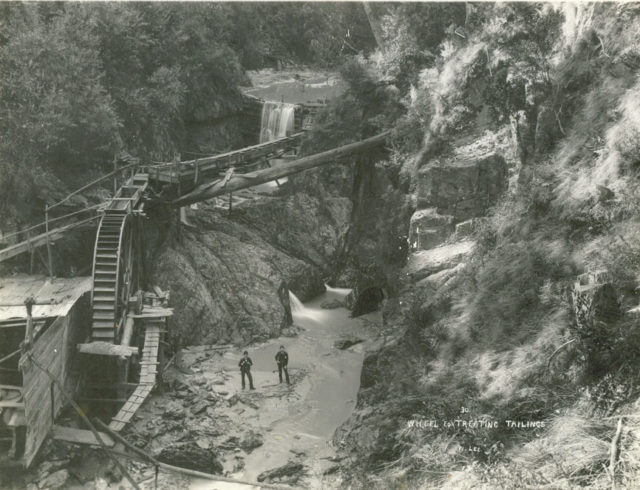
[333,3,640,489]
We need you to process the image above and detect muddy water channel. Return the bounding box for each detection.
[143,286,379,489]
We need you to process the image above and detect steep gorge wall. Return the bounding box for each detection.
[144,188,349,346]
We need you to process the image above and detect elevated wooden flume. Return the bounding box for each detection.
[0,120,390,469]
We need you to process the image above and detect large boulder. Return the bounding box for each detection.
[408,208,455,251]
[257,461,306,484]
[417,152,508,221]
[352,287,385,317]
[155,442,223,474]
[239,430,263,453]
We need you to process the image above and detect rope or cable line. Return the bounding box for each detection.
[49,162,140,210]
[23,351,141,490]
[0,349,21,366]
[1,203,104,242]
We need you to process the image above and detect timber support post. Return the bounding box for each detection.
[27,230,34,274]
[23,296,36,351]
[44,205,54,281]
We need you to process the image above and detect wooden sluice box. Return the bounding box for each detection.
[0,275,92,468]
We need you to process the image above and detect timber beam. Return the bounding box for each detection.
[174,131,391,207]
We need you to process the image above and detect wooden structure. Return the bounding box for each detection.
[109,310,168,432]
[0,277,91,467]
[90,175,147,342]
[146,131,304,188]
[175,131,391,206]
[0,97,390,466]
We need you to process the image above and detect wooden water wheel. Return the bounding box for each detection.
[90,211,140,343]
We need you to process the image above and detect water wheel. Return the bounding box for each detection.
[90,212,140,342]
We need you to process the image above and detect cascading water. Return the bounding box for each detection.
[259,101,296,143]
[288,290,308,316]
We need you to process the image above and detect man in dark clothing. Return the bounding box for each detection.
[239,351,255,390]
[275,345,290,385]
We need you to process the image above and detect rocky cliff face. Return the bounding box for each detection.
[146,190,348,346]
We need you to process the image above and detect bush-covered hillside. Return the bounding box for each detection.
[310,3,640,488]
[0,2,375,228]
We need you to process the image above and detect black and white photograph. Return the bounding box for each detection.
[0,1,639,488]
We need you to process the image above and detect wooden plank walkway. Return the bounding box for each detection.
[108,321,163,432]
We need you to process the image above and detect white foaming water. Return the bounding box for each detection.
[259,101,296,143]
[324,284,352,298]
[288,290,324,323]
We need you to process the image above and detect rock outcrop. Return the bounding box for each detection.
[149,201,329,346]
[417,151,508,222]
[406,240,475,281]
[408,208,454,251]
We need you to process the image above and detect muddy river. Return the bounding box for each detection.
[187,286,380,489]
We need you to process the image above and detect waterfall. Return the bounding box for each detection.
[288,290,306,315]
[260,101,296,143]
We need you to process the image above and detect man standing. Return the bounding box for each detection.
[275,345,290,385]
[239,351,255,390]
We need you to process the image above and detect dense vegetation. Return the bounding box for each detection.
[0,2,375,227]
[301,3,640,489]
[3,2,640,487]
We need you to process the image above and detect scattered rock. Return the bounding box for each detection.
[321,299,344,309]
[239,430,263,452]
[196,438,211,450]
[163,401,184,419]
[191,399,209,415]
[289,448,307,457]
[38,469,69,489]
[257,461,305,484]
[238,397,259,410]
[156,442,223,474]
[37,459,70,480]
[219,436,240,450]
[322,455,345,463]
[281,325,300,337]
[322,464,340,475]
[334,337,364,350]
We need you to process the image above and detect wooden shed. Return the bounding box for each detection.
[0,275,91,467]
